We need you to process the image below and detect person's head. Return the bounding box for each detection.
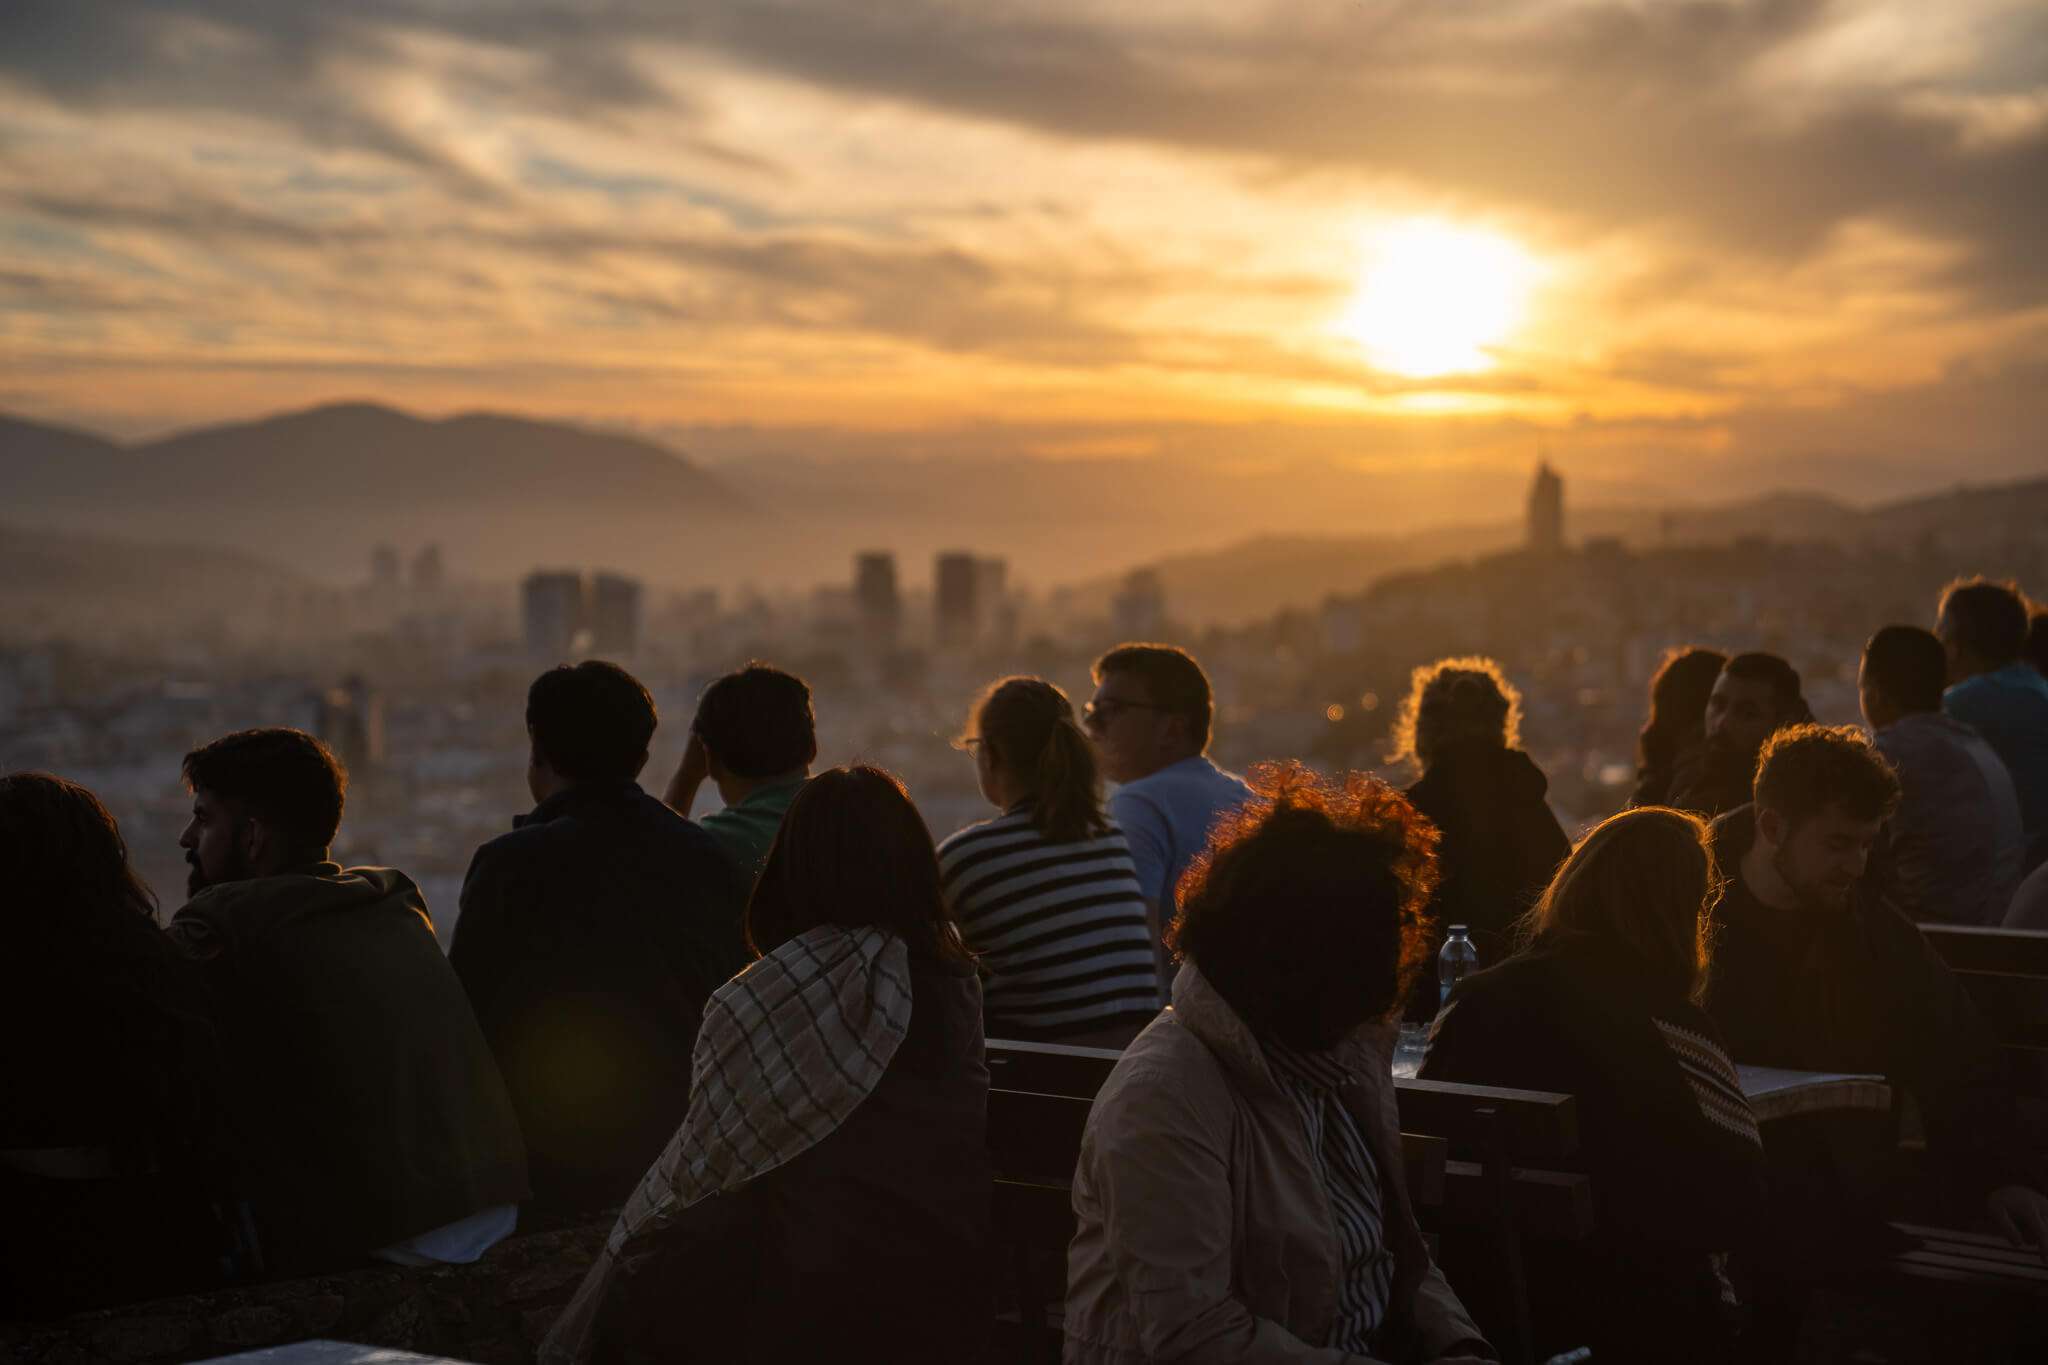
[1750,724,1901,913]
[959,676,1107,843]
[524,660,657,803]
[743,765,969,966]
[1703,652,1810,767]
[179,728,347,895]
[1,771,159,950]
[1858,626,1948,731]
[1086,643,1215,784]
[1638,646,1729,770]
[1389,656,1521,771]
[1936,577,2032,682]
[1168,762,1437,1052]
[2027,610,2048,681]
[692,662,817,796]
[1521,807,1719,1002]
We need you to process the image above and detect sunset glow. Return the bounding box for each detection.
[1335,222,1541,378]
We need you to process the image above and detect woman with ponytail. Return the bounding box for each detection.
[938,677,1160,1045]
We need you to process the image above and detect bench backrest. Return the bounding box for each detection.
[1921,924,2048,1053]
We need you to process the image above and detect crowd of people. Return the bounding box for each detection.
[7,575,2048,1363]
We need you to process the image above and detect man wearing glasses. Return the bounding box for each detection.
[1085,643,1253,987]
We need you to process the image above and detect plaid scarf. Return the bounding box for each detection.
[541,924,914,1365]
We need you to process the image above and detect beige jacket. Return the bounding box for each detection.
[1064,964,1492,1364]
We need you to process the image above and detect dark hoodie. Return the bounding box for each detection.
[169,863,528,1276]
[1405,741,1572,1007]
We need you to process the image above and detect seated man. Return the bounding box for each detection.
[663,661,815,894]
[167,728,527,1277]
[453,662,751,1216]
[1083,643,1251,985]
[1938,577,2048,865]
[1703,725,2048,1260]
[1668,651,1813,818]
[1065,764,1491,1362]
[1860,625,2024,925]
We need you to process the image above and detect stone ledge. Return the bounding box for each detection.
[2,1219,611,1365]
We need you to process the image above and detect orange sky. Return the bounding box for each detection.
[2,0,2044,505]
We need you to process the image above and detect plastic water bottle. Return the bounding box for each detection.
[1438,925,1478,1010]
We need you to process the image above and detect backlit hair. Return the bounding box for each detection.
[962,676,1107,845]
[1390,656,1523,770]
[1752,724,1901,830]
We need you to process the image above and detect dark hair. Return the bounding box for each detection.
[1092,643,1215,750]
[1721,652,1813,726]
[1520,807,1718,1003]
[1638,646,1728,772]
[1862,626,1947,715]
[1391,656,1521,769]
[1752,724,1901,830]
[0,772,159,948]
[2029,610,2048,680]
[743,766,970,966]
[526,660,657,783]
[964,677,1107,844]
[1939,577,2032,667]
[1169,762,1437,1051]
[182,728,346,854]
[693,662,818,779]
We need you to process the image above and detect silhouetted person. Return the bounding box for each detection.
[1084,643,1251,983]
[1667,652,1813,818]
[452,663,751,1217]
[1703,725,2048,1264]
[939,676,1157,1045]
[1937,577,2048,863]
[1424,808,1765,1363]
[167,728,527,1277]
[1628,645,1727,809]
[2027,608,2048,682]
[1394,656,1570,1008]
[1859,626,2023,925]
[545,768,991,1365]
[663,662,816,891]
[1066,764,1491,1362]
[1,773,247,1316]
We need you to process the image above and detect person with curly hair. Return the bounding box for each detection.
[1423,807,1765,1362]
[1392,656,1569,1010]
[1064,763,1493,1364]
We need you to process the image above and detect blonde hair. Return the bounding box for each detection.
[1389,655,1523,770]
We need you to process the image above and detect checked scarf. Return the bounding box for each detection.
[541,924,914,1365]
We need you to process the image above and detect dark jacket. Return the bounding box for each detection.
[168,863,528,1276]
[1405,742,1571,1011]
[2,913,244,1316]
[451,781,751,1217]
[1704,807,2035,1200]
[593,954,993,1364]
[1422,934,1765,1361]
[1665,740,1759,821]
[1873,711,2026,925]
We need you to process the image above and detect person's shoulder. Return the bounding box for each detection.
[1095,1015,1232,1122]
[938,809,1032,857]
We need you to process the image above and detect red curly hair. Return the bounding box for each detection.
[1167,761,1439,1050]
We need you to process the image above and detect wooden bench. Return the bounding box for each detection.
[1921,925,2048,1082]
[983,1039,1589,1365]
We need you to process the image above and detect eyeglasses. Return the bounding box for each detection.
[1083,698,1170,728]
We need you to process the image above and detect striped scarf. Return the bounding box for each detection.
[1654,1017,1762,1148]
[540,924,914,1365]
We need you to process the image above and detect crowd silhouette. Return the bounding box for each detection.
[7,575,2048,1362]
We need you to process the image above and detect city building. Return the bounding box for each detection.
[522,570,586,659]
[590,572,643,658]
[854,552,901,651]
[1527,458,1565,554]
[934,551,980,648]
[371,544,402,590]
[313,674,386,773]
[411,543,446,594]
[1112,568,1167,641]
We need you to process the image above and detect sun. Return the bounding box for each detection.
[1335,220,1540,378]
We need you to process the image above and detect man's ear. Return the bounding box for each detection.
[238,814,270,867]
[1755,805,1786,850]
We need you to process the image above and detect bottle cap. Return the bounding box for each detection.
[1448,924,1469,935]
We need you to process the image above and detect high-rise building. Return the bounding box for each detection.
[370,543,401,590]
[1526,458,1565,554]
[1112,568,1167,641]
[523,570,585,659]
[590,572,643,658]
[854,552,901,650]
[975,556,1013,649]
[411,543,446,594]
[934,551,980,648]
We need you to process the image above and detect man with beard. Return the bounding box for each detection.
[1704,725,2048,1263]
[1666,652,1813,818]
[168,728,527,1277]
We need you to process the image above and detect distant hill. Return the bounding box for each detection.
[0,403,753,584]
[0,521,310,641]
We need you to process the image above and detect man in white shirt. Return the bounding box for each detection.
[1085,643,1253,985]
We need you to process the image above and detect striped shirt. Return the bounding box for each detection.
[1262,1040,1395,1353]
[936,806,1161,1038]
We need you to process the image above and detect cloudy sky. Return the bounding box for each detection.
[2,0,2044,510]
